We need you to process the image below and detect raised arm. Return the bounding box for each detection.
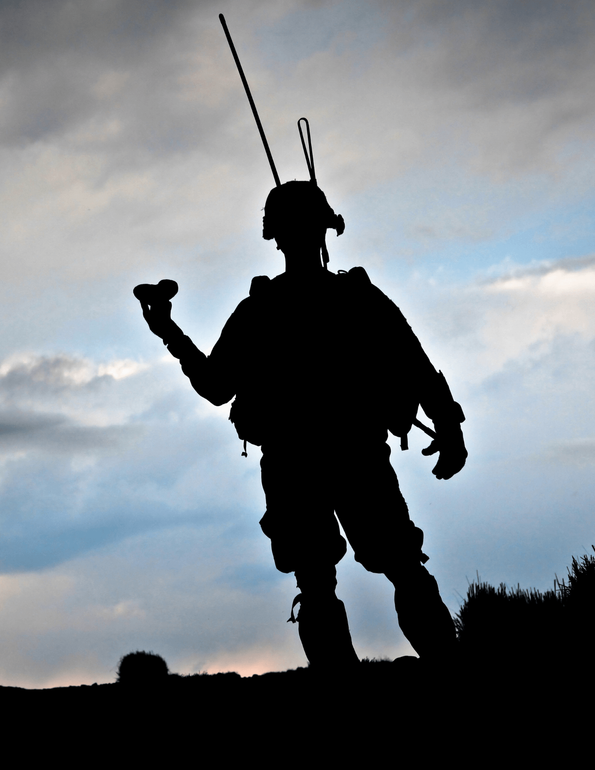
[134,280,238,407]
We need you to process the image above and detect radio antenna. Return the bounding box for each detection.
[219,14,281,187]
[298,118,316,185]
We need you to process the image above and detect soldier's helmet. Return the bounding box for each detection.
[262,181,345,241]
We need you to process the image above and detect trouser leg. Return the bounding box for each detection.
[386,563,457,661]
[290,566,360,669]
[259,444,357,669]
[332,438,456,661]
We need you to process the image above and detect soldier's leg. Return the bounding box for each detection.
[334,439,456,661]
[385,559,457,662]
[290,565,359,669]
[259,444,359,669]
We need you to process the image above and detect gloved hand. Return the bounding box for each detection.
[133,280,180,342]
[422,424,467,480]
[139,298,175,341]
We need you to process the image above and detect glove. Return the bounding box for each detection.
[139,298,176,341]
[422,423,467,480]
[134,280,181,342]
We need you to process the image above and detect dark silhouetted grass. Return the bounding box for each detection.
[454,546,595,671]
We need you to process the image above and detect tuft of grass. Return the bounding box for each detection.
[554,546,595,609]
[454,547,595,664]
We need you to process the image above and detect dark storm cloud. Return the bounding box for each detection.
[0,410,63,437]
[408,0,595,174]
[409,0,594,74]
[3,0,594,176]
[0,353,112,398]
[0,354,154,435]
[0,0,229,159]
[392,0,594,103]
[0,0,196,68]
[0,408,140,453]
[297,0,595,186]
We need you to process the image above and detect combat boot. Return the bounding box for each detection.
[289,592,360,670]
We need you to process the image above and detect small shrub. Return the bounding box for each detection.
[116,650,170,686]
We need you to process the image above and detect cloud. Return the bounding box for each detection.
[0,350,260,573]
[479,261,595,370]
[0,1,277,289]
[0,353,151,424]
[406,257,595,387]
[0,0,213,147]
[541,438,595,468]
[458,328,595,514]
[2,0,595,300]
[253,0,595,194]
[0,410,140,455]
[0,522,294,687]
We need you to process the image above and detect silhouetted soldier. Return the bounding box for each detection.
[136,181,467,669]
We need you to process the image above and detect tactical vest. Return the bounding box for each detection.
[228,266,420,449]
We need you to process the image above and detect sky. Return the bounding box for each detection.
[1,0,594,687]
